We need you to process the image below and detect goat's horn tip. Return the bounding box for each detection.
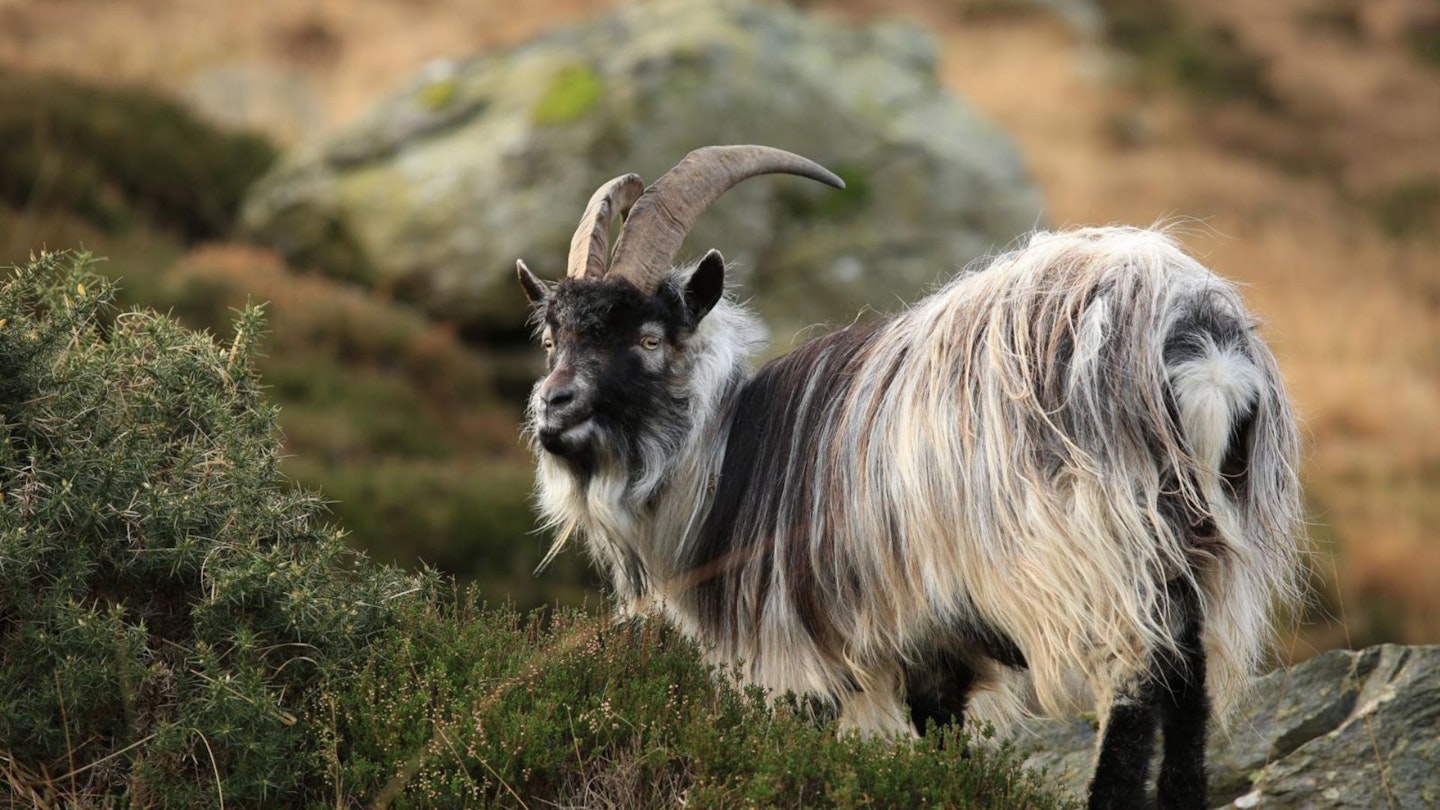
[812,165,845,190]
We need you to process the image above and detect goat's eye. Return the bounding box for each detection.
[542,337,554,352]
[640,336,662,351]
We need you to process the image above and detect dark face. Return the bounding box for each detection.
[517,254,726,467]
[530,278,684,460]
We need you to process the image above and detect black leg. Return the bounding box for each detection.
[1087,678,1159,810]
[904,650,977,737]
[1087,576,1213,810]
[1156,581,1209,810]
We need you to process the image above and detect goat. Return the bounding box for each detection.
[516,145,1303,809]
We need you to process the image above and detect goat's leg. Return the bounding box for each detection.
[1087,672,1159,810]
[1155,580,1209,810]
[1088,577,1210,810]
[904,651,978,737]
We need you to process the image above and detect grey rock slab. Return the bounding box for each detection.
[1231,645,1440,809]
[1004,645,1440,809]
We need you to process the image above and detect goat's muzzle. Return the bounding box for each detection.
[536,377,595,457]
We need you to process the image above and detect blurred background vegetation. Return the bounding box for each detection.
[1,0,1437,657]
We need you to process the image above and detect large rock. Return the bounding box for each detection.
[240,0,1041,342]
[1009,645,1440,808]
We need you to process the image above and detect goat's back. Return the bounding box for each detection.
[699,226,1302,718]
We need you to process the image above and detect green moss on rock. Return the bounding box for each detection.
[417,77,459,111]
[531,64,605,125]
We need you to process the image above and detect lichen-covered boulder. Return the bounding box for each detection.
[1009,645,1440,809]
[240,0,1040,341]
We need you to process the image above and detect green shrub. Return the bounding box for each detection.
[0,72,276,240]
[0,250,421,805]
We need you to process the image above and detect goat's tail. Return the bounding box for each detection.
[1162,277,1305,721]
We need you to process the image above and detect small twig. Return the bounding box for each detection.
[329,696,344,810]
[566,706,587,783]
[52,733,157,783]
[467,745,530,810]
[192,728,225,810]
[1327,552,1396,809]
[53,671,77,801]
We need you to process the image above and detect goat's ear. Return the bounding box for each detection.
[684,249,726,322]
[517,260,548,306]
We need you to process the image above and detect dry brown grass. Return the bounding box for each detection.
[2,0,1436,649]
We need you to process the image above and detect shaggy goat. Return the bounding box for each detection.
[516,146,1303,809]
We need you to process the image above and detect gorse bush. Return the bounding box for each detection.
[0,251,1070,807]
[0,250,421,805]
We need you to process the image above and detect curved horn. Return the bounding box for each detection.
[566,173,645,280]
[609,145,845,292]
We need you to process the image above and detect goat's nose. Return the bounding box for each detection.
[545,386,576,411]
